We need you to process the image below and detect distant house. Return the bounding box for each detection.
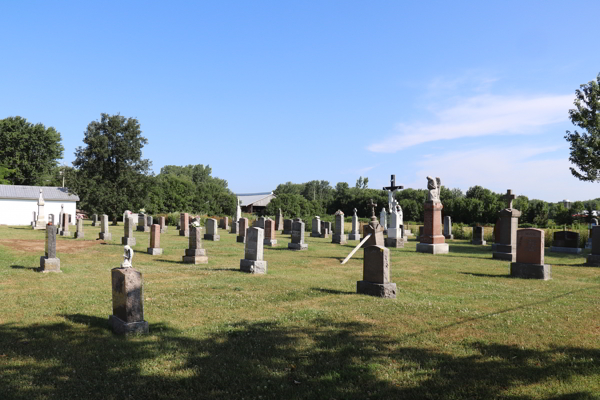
[236,192,275,214]
[0,185,79,226]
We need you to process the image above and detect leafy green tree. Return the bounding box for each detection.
[565,73,600,181]
[265,193,322,222]
[355,176,369,189]
[571,201,585,215]
[552,203,573,226]
[273,182,305,197]
[72,114,152,221]
[0,116,64,185]
[0,164,16,184]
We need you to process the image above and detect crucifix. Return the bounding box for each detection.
[383,174,404,212]
[503,189,516,209]
[368,199,377,219]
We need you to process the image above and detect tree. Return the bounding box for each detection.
[72,114,151,221]
[565,73,600,181]
[355,176,369,189]
[0,116,64,185]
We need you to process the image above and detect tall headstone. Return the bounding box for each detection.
[60,213,71,236]
[510,228,551,279]
[137,213,147,232]
[39,223,60,273]
[159,216,167,234]
[550,230,581,254]
[472,226,486,245]
[357,204,396,298]
[416,176,449,254]
[585,225,600,266]
[386,201,404,248]
[204,218,220,241]
[219,216,229,231]
[288,219,308,250]
[348,208,361,241]
[282,219,293,234]
[230,219,239,234]
[122,216,136,246]
[240,227,267,274]
[31,211,37,228]
[493,190,521,262]
[99,214,112,240]
[92,214,98,226]
[33,188,46,230]
[443,216,453,239]
[109,246,149,334]
[48,214,55,225]
[234,199,242,223]
[275,209,283,231]
[183,226,208,264]
[332,210,347,244]
[58,204,64,230]
[74,217,84,239]
[264,219,277,246]
[179,213,189,237]
[237,217,249,243]
[147,224,163,255]
[311,216,321,237]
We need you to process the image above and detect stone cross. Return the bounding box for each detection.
[503,189,516,209]
[368,199,377,218]
[383,174,404,212]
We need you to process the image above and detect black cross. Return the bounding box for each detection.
[368,199,377,218]
[503,189,516,209]
[383,174,404,192]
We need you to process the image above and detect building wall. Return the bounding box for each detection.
[0,199,78,226]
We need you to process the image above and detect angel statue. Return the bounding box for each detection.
[426,176,442,203]
[121,245,134,268]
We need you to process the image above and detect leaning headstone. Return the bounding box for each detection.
[39,223,60,273]
[137,213,147,232]
[282,219,293,235]
[275,209,284,231]
[386,201,404,248]
[179,213,189,237]
[311,216,321,237]
[472,226,486,245]
[60,213,71,236]
[220,216,229,231]
[122,216,136,246]
[92,214,98,227]
[159,216,167,234]
[493,190,521,262]
[443,216,453,239]
[288,219,308,250]
[264,219,277,246]
[332,210,347,245]
[348,208,361,241]
[182,226,208,264]
[147,224,163,255]
[240,227,267,274]
[550,230,581,254]
[237,217,249,243]
[74,217,84,239]
[204,218,220,241]
[417,176,449,254]
[510,228,551,280]
[109,246,149,335]
[99,214,112,240]
[33,188,46,230]
[585,226,600,266]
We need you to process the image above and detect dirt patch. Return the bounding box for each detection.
[0,239,101,254]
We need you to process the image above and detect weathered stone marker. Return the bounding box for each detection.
[264,218,277,246]
[74,217,84,239]
[182,226,208,264]
[147,224,163,255]
[348,208,361,241]
[204,218,220,241]
[472,226,486,245]
[146,215,153,229]
[311,216,321,237]
[416,176,449,254]
[136,213,147,232]
[33,188,46,230]
[493,189,521,262]
[91,214,98,226]
[550,230,581,254]
[510,228,551,280]
[288,219,308,250]
[219,216,229,231]
[586,219,598,249]
[109,246,149,335]
[159,216,167,234]
[60,213,71,236]
[585,226,600,266]
[443,216,453,239]
[282,219,293,235]
[237,217,249,243]
[379,208,387,234]
[332,210,347,245]
[99,214,112,240]
[320,220,331,238]
[275,208,283,231]
[39,223,60,273]
[240,227,267,274]
[122,216,137,246]
[179,213,189,237]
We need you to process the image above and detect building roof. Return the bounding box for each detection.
[0,185,80,201]
[236,192,275,207]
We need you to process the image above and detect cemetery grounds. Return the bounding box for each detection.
[0,221,598,400]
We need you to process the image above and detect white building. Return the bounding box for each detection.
[236,192,275,214]
[0,185,79,226]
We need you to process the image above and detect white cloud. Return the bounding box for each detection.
[368,93,574,153]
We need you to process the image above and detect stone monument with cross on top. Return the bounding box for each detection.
[493,189,522,262]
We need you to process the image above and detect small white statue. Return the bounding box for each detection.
[122,245,134,268]
[426,176,442,202]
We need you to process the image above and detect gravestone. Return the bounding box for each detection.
[99,214,112,240]
[240,227,267,274]
[491,217,502,251]
[585,226,600,266]
[417,226,424,241]
[48,214,54,225]
[33,188,46,230]
[92,214,98,226]
[311,216,322,237]
[585,219,598,249]
[332,210,347,244]
[443,216,453,239]
[550,230,581,254]
[39,223,60,273]
[147,224,163,255]
[109,246,149,335]
[264,219,277,246]
[282,219,293,234]
[275,209,283,231]
[237,217,249,243]
[58,204,64,230]
[383,174,403,229]
[137,213,148,232]
[122,216,136,246]
[234,199,242,224]
[256,217,266,229]
[159,216,167,233]
[472,226,486,245]
[510,228,551,280]
[288,219,308,250]
[493,190,521,262]
[379,208,387,235]
[386,201,404,248]
[183,226,208,264]
[204,218,220,241]
[320,221,331,238]
[60,213,71,236]
[31,211,37,228]
[179,213,189,237]
[417,176,449,254]
[74,218,84,239]
[357,208,396,298]
[219,216,229,231]
[146,215,153,229]
[230,219,239,234]
[348,208,361,241]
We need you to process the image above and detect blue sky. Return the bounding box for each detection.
[2,1,599,201]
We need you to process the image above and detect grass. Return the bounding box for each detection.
[0,221,598,400]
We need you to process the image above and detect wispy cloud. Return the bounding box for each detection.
[368,93,573,153]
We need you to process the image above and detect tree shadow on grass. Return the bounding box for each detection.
[0,315,598,400]
[459,272,512,279]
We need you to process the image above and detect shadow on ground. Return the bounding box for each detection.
[0,314,598,399]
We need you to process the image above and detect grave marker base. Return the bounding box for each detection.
[416,243,449,254]
[240,259,267,274]
[263,239,277,246]
[444,234,454,240]
[99,233,112,241]
[332,234,347,245]
[182,255,208,264]
[236,236,246,243]
[356,281,396,298]
[147,248,163,255]
[385,238,405,248]
[288,243,308,251]
[585,254,600,266]
[204,234,220,241]
[510,262,551,280]
[39,257,61,273]
[472,240,487,245]
[348,233,361,241]
[74,232,84,239]
[108,315,149,335]
[122,237,137,246]
[550,246,582,254]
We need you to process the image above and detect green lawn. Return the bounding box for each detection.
[0,221,598,400]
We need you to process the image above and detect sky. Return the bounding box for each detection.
[2,1,600,202]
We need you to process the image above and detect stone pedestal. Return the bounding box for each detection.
[443,216,453,240]
[357,237,396,299]
[385,237,405,248]
[240,227,267,274]
[288,243,308,250]
[332,210,347,244]
[510,262,551,280]
[348,233,361,241]
[417,201,448,255]
[550,246,582,254]
[74,219,84,238]
[585,254,600,266]
[39,225,60,273]
[109,267,149,335]
[99,232,112,240]
[147,224,163,255]
[39,256,61,272]
[493,208,521,262]
[183,227,208,264]
[357,280,397,298]
[91,214,98,226]
[237,218,248,243]
[263,219,277,247]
